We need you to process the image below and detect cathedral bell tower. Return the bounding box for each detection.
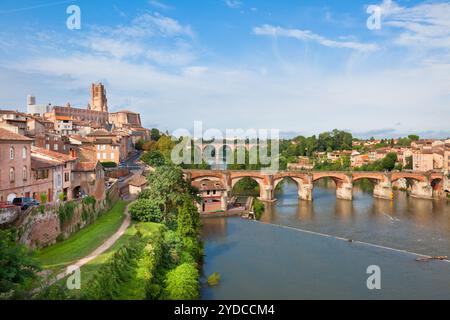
[90,83,108,112]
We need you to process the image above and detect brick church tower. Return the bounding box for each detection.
[90,83,108,112]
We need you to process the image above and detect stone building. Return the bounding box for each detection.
[109,110,142,129]
[0,128,33,203]
[90,83,108,113]
[31,147,76,201]
[192,180,227,213]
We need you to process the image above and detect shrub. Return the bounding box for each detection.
[58,201,76,228]
[163,263,199,300]
[82,235,143,300]
[207,272,221,287]
[140,150,166,168]
[162,230,183,267]
[177,197,200,238]
[101,162,117,168]
[40,193,48,204]
[129,199,163,223]
[253,199,265,220]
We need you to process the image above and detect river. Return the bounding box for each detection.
[200,180,450,299]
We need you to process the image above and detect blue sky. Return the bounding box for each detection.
[0,0,449,138]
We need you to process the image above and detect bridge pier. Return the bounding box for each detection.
[410,181,433,200]
[260,185,276,202]
[336,183,353,201]
[298,183,313,201]
[373,182,393,200]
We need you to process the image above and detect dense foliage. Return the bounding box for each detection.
[253,199,265,220]
[141,150,166,167]
[129,199,163,223]
[163,263,200,300]
[232,177,260,196]
[354,152,398,172]
[0,230,40,299]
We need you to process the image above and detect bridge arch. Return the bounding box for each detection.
[313,172,350,186]
[431,177,444,197]
[231,176,265,199]
[219,145,233,164]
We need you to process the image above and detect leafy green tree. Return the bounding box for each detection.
[408,135,420,141]
[253,199,265,220]
[150,128,161,142]
[0,230,41,298]
[381,152,398,171]
[164,263,199,300]
[139,165,190,215]
[128,199,163,223]
[404,156,413,170]
[177,196,200,239]
[141,150,166,167]
[135,138,145,150]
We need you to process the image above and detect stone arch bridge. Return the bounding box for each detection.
[184,170,445,201]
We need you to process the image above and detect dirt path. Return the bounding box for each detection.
[50,205,131,285]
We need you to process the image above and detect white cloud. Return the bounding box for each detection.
[253,24,379,52]
[149,0,172,10]
[225,0,242,9]
[378,0,450,49]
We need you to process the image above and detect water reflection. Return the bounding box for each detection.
[265,180,450,256]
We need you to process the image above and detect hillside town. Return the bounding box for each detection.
[288,137,450,174]
[0,83,150,206]
[1,83,449,211]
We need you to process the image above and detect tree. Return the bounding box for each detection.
[155,135,176,160]
[150,128,161,142]
[135,138,145,150]
[0,229,41,298]
[128,199,163,222]
[404,156,413,170]
[381,152,398,171]
[408,135,420,141]
[164,263,199,300]
[139,165,190,215]
[141,150,166,167]
[177,196,200,239]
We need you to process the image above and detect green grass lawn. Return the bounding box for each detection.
[38,221,163,299]
[35,200,128,273]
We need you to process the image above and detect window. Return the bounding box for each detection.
[9,167,15,183]
[103,153,107,159]
[97,153,101,159]
[9,146,14,160]
[46,144,50,150]
[111,153,114,160]
[54,144,58,151]
[22,147,27,159]
[65,172,70,182]
[22,166,27,181]
[37,169,49,180]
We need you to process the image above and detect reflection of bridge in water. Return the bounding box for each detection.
[184,169,445,202]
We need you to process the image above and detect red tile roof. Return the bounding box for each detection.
[192,180,226,191]
[31,156,62,169]
[32,147,76,162]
